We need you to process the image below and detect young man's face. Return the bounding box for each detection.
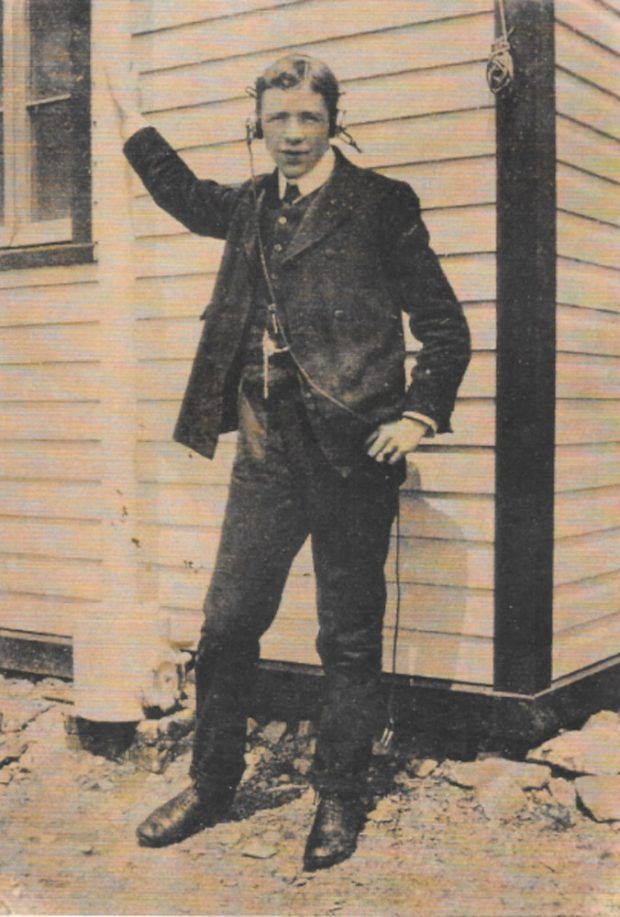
[260,84,331,180]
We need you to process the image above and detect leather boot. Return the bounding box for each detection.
[303,793,363,871]
[136,783,233,848]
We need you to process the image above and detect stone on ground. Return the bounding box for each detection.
[548,777,578,809]
[129,707,195,773]
[441,756,550,790]
[241,836,279,859]
[367,796,399,824]
[261,721,288,745]
[439,757,551,822]
[0,736,28,767]
[527,710,620,776]
[408,758,438,779]
[575,775,620,823]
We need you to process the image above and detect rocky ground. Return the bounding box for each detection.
[1,672,619,917]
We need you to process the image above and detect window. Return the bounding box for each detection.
[0,0,92,270]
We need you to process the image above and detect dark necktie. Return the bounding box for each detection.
[282,182,301,206]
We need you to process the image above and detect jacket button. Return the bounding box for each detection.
[277,216,287,225]
[334,309,345,318]
[273,243,283,253]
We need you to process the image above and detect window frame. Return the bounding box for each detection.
[0,0,93,271]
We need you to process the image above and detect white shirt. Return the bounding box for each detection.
[277,147,336,201]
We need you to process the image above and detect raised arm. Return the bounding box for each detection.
[106,62,241,239]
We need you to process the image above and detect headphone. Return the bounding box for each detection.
[245,115,263,142]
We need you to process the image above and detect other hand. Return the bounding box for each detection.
[104,60,140,121]
[366,418,427,465]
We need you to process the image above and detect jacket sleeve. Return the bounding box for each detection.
[123,127,241,239]
[379,181,471,433]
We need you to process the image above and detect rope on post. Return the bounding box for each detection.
[487,0,515,94]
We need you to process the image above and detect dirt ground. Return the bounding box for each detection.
[1,676,619,917]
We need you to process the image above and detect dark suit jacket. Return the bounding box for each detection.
[124,128,471,468]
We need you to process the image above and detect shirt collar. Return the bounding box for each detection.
[277,146,336,201]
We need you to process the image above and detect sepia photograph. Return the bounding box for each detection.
[0,0,619,914]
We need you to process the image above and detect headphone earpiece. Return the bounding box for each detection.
[245,116,262,143]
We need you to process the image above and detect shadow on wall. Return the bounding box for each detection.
[387,460,475,684]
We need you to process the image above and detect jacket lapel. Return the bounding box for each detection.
[282,149,359,263]
[239,170,277,259]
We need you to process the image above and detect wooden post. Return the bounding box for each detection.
[494,0,556,694]
[73,2,163,721]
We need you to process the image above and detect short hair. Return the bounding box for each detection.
[254,54,340,137]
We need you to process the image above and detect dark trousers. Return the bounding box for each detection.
[190,368,402,798]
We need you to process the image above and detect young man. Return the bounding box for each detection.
[112,54,470,870]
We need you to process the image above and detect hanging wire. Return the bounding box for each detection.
[379,498,402,752]
[487,0,515,94]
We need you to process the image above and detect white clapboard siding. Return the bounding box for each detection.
[135,274,217,319]
[555,21,620,98]
[0,262,97,291]
[2,555,102,602]
[132,0,297,34]
[555,486,620,539]
[0,481,102,520]
[134,1,494,73]
[0,594,99,638]
[556,354,620,400]
[1,402,102,440]
[554,529,620,587]
[557,212,620,271]
[557,164,620,228]
[141,12,493,113]
[556,400,620,445]
[557,258,620,313]
[0,442,102,481]
[0,322,101,364]
[557,305,620,357]
[0,364,102,402]
[553,613,620,681]
[556,116,619,184]
[0,519,102,561]
[552,8,620,679]
[555,0,620,55]
[382,157,496,210]
[554,571,620,633]
[555,443,620,492]
[556,69,620,141]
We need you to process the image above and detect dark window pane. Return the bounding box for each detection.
[29,0,72,100]
[29,99,72,221]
